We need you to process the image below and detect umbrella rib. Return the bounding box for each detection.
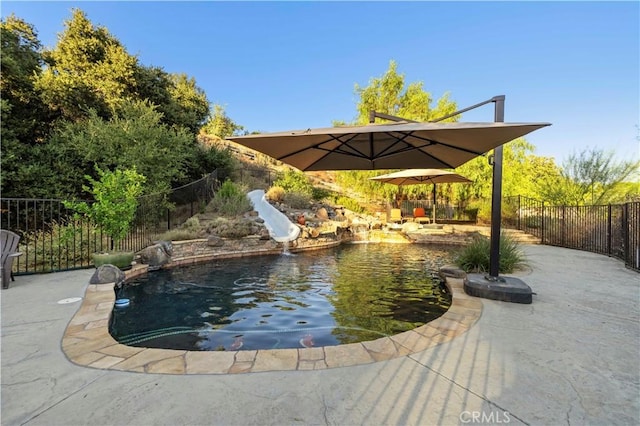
[402,132,486,156]
[373,145,457,169]
[280,133,376,170]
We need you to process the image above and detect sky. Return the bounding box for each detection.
[2,1,639,165]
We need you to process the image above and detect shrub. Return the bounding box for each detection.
[210,180,251,216]
[266,186,285,203]
[64,166,146,249]
[283,191,311,209]
[311,186,331,201]
[274,170,314,196]
[182,216,201,232]
[208,217,257,238]
[336,196,365,214]
[454,233,527,273]
[157,228,199,242]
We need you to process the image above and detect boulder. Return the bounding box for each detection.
[207,235,225,247]
[139,241,173,270]
[316,207,329,220]
[90,264,125,286]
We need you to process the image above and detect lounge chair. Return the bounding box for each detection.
[1,230,22,289]
[388,208,405,224]
[412,207,431,224]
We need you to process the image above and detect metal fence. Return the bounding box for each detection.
[391,199,478,223]
[504,196,640,272]
[1,170,219,275]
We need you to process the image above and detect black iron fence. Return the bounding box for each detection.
[394,199,478,223]
[1,170,219,275]
[504,196,640,272]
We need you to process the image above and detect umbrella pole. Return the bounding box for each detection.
[488,96,505,278]
[432,184,437,224]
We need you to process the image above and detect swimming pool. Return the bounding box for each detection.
[109,243,454,351]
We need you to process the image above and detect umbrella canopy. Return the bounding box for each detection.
[370,169,472,223]
[228,121,551,171]
[369,168,472,185]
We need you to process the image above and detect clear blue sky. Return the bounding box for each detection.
[3,1,639,164]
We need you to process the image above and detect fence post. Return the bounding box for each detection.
[622,203,629,266]
[517,195,521,230]
[607,204,612,256]
[541,201,545,244]
[561,205,566,247]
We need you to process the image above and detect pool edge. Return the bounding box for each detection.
[62,261,482,375]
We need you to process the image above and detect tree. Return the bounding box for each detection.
[164,73,210,134]
[36,9,138,121]
[35,9,209,132]
[539,147,639,205]
[335,61,459,200]
[0,15,54,196]
[65,166,146,248]
[201,104,245,139]
[49,99,197,196]
[353,60,458,124]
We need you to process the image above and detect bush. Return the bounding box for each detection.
[209,180,251,216]
[266,186,285,203]
[283,191,311,209]
[454,233,527,273]
[274,170,314,196]
[157,228,200,242]
[335,196,365,214]
[207,217,257,239]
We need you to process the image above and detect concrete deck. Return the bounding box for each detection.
[2,245,639,425]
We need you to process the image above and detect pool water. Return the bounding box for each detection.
[109,243,454,351]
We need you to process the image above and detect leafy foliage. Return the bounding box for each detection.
[65,167,146,246]
[266,186,286,203]
[48,99,198,195]
[335,196,365,214]
[209,180,251,216]
[354,60,458,124]
[454,234,527,273]
[283,191,311,209]
[201,104,245,138]
[538,147,639,205]
[274,170,315,196]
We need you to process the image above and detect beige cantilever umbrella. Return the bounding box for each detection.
[227,121,549,171]
[369,169,472,223]
[229,118,550,279]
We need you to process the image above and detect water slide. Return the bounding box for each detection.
[247,190,300,243]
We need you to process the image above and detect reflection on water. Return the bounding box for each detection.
[110,244,454,351]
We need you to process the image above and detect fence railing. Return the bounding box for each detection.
[1,170,219,275]
[504,196,639,272]
[393,199,478,223]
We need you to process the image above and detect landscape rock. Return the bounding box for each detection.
[139,241,173,270]
[89,264,125,286]
[207,235,225,247]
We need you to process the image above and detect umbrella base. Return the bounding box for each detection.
[464,273,533,304]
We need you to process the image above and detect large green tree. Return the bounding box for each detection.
[335,61,460,201]
[36,9,137,121]
[354,60,458,124]
[35,9,209,131]
[539,147,639,205]
[0,15,54,196]
[48,100,197,196]
[201,104,245,139]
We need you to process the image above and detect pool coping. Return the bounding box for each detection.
[62,257,482,375]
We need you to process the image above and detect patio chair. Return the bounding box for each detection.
[1,230,22,289]
[412,207,431,224]
[388,208,405,224]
